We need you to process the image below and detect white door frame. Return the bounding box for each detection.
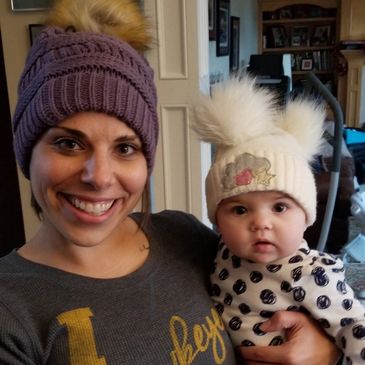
[144,0,211,225]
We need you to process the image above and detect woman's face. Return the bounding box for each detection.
[29,112,148,248]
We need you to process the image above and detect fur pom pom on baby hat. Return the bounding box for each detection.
[193,76,325,226]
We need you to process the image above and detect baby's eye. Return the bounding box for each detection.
[232,206,247,215]
[53,138,83,152]
[273,203,287,213]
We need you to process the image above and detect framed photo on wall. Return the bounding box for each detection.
[291,26,309,47]
[271,26,287,48]
[216,0,230,56]
[230,16,240,73]
[11,0,53,11]
[301,58,313,71]
[208,0,216,40]
[312,25,331,46]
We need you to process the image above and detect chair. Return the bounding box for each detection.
[247,54,292,106]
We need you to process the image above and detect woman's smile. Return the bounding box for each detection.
[67,195,115,216]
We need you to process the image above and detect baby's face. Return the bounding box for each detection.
[216,191,307,263]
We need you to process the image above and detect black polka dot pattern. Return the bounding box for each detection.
[292,286,306,302]
[233,279,246,295]
[253,322,266,336]
[210,241,365,363]
[239,303,251,315]
[269,336,284,346]
[250,271,263,283]
[232,255,241,268]
[224,293,233,305]
[229,316,242,331]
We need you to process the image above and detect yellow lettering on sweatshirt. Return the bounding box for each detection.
[57,307,106,365]
[170,308,226,364]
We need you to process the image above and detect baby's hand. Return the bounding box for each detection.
[236,310,341,365]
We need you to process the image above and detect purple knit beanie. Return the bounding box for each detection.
[13,26,158,178]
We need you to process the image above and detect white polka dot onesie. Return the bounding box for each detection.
[211,240,365,364]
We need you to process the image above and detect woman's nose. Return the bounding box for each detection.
[81,152,115,189]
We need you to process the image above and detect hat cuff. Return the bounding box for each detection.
[206,150,317,226]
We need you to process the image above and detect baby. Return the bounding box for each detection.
[193,76,365,364]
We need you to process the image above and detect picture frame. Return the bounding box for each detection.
[291,26,309,47]
[28,24,44,45]
[271,26,287,48]
[229,16,240,73]
[301,58,313,71]
[208,0,216,41]
[216,0,230,57]
[11,0,53,11]
[312,25,331,46]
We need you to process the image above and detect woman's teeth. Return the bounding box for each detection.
[70,197,114,216]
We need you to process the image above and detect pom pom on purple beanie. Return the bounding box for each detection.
[13,26,158,178]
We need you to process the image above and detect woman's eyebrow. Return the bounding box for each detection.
[50,126,140,142]
[115,134,140,143]
[50,126,85,138]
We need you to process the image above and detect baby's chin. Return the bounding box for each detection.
[245,251,282,264]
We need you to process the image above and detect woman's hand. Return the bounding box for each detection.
[236,310,341,365]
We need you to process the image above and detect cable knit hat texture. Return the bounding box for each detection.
[193,77,325,226]
[13,4,158,178]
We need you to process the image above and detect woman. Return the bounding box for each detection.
[0,0,340,364]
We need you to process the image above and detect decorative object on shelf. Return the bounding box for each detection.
[11,0,52,11]
[271,26,287,48]
[312,25,331,46]
[28,24,44,45]
[216,0,230,56]
[230,16,240,73]
[279,7,293,19]
[208,0,216,41]
[291,26,309,47]
[301,58,313,71]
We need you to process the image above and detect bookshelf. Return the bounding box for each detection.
[258,0,340,96]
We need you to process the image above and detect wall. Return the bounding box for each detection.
[339,0,365,127]
[340,0,365,40]
[0,2,46,240]
[209,0,258,79]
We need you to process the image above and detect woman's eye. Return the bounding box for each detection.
[53,138,82,152]
[273,203,287,213]
[232,206,247,215]
[118,143,137,156]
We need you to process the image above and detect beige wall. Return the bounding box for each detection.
[0,2,47,239]
[340,0,365,40]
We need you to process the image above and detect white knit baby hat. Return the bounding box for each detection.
[193,76,325,226]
